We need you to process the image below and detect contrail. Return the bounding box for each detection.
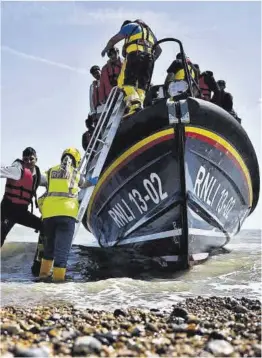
[1,45,89,75]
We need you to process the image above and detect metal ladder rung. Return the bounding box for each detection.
[96,138,107,145]
[74,87,124,240]
[93,148,103,158]
[85,149,96,155]
[106,117,116,128]
[87,164,96,173]
[102,133,109,141]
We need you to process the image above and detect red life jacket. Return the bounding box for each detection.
[199,75,211,101]
[4,160,40,207]
[99,59,122,103]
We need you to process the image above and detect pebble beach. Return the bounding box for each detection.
[1,296,261,357]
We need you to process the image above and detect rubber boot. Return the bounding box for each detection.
[39,259,53,278]
[123,85,140,104]
[137,88,145,106]
[123,102,142,118]
[53,267,66,282]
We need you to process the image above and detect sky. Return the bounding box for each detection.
[1,1,261,229]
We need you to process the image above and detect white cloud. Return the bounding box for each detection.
[1,45,89,75]
[66,6,191,40]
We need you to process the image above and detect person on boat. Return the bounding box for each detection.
[101,19,162,116]
[0,147,47,248]
[164,52,198,97]
[99,47,124,104]
[89,65,103,120]
[216,80,233,111]
[216,80,241,123]
[192,63,201,83]
[81,114,97,151]
[198,70,221,104]
[165,53,196,84]
[38,148,95,282]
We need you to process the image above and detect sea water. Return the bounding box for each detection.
[1,226,261,310]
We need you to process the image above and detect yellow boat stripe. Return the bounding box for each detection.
[87,126,252,220]
[87,129,174,218]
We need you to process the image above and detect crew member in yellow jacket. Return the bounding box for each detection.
[38,147,94,282]
[101,19,162,116]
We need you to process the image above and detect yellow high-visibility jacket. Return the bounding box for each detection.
[124,22,155,55]
[41,164,80,219]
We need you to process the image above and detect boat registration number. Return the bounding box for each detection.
[194,165,236,220]
[108,172,168,228]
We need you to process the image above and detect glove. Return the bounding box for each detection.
[89,176,99,186]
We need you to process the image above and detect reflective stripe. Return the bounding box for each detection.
[47,192,77,198]
[174,65,195,81]
[46,166,79,199]
[124,23,154,55]
[42,164,80,219]
[126,44,152,54]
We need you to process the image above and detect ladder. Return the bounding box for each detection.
[74,86,125,237]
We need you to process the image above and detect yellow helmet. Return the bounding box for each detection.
[61,147,81,167]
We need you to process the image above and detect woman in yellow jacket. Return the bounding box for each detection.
[39,148,93,282]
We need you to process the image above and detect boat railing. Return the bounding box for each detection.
[152,37,201,98]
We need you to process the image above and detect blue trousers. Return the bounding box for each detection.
[43,216,76,268]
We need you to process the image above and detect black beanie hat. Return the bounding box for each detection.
[22,147,36,157]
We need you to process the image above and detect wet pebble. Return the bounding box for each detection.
[113,309,127,317]
[14,346,50,357]
[145,322,158,332]
[93,332,116,345]
[170,307,188,319]
[50,313,61,321]
[73,335,102,354]
[252,343,261,357]
[206,339,234,356]
[1,323,21,335]
[209,331,228,341]
[234,304,248,313]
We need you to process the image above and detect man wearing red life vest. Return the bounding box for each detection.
[99,47,123,104]
[0,147,47,247]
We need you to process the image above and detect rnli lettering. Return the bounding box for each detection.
[51,170,70,179]
[108,199,135,227]
[107,173,168,228]
[194,165,236,219]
